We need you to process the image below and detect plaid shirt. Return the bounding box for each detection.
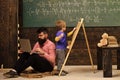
[31,39,56,67]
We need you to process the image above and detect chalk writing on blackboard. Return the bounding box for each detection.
[23,0,120,27]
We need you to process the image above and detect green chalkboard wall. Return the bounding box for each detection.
[23,0,120,27]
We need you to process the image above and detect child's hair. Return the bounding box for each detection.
[55,20,66,30]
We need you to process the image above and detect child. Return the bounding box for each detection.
[55,20,76,76]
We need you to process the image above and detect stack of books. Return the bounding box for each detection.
[107,36,119,47]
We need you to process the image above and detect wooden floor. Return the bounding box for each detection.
[0,65,120,80]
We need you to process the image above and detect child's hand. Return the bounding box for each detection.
[55,33,64,42]
[73,27,76,32]
[60,33,64,38]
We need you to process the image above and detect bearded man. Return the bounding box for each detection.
[3,27,56,78]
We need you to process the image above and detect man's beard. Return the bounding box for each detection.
[38,38,47,47]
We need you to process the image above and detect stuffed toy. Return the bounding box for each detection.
[97,33,108,47]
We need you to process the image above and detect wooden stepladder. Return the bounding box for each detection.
[59,18,95,76]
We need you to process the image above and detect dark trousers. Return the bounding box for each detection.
[13,52,53,74]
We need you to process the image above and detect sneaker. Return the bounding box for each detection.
[3,70,19,78]
[60,71,67,76]
[54,70,67,76]
[62,70,68,74]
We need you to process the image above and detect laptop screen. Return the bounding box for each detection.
[19,39,31,52]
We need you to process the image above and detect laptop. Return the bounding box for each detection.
[19,39,32,52]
